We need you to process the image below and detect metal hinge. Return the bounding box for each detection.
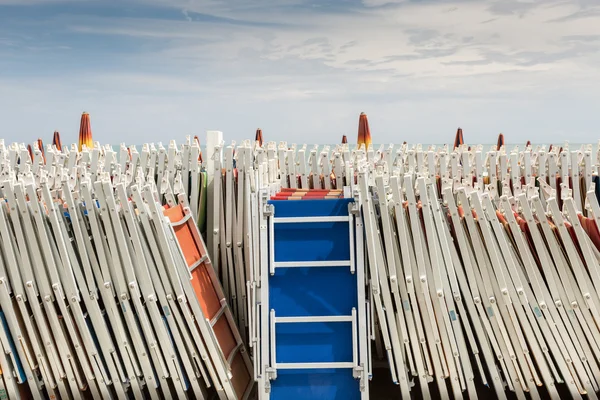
[266,367,277,381]
[264,366,277,393]
[349,201,360,215]
[263,204,274,217]
[353,364,367,391]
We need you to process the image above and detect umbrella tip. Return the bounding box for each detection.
[360,112,366,116]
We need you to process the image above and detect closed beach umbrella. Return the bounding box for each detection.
[497,133,504,150]
[194,135,203,163]
[357,112,371,149]
[27,144,33,161]
[37,138,45,163]
[255,129,264,147]
[453,128,464,150]
[341,135,348,144]
[78,112,93,151]
[52,131,62,151]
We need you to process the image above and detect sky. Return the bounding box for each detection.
[1,0,599,146]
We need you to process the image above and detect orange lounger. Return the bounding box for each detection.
[164,204,254,399]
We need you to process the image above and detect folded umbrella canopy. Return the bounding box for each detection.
[357,112,371,149]
[453,127,464,150]
[26,144,33,161]
[52,131,62,151]
[497,133,504,150]
[36,138,45,163]
[341,135,347,144]
[194,135,203,163]
[255,128,263,147]
[78,112,93,151]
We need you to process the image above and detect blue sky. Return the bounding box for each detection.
[1,0,599,146]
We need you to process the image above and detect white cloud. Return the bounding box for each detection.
[1,0,600,145]
[360,0,408,7]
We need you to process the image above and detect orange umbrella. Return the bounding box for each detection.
[341,135,348,144]
[194,135,203,163]
[52,131,62,151]
[497,133,504,150]
[255,129,264,147]
[453,128,464,150]
[357,112,371,149]
[27,144,33,161]
[37,138,45,163]
[78,112,93,151]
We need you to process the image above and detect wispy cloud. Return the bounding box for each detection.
[1,0,600,145]
[549,7,600,22]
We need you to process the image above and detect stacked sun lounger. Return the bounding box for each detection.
[4,133,600,400]
[0,138,253,399]
[226,138,600,400]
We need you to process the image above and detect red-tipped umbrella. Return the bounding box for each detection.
[341,135,348,144]
[453,128,464,150]
[497,133,504,150]
[255,129,264,147]
[52,131,62,151]
[194,135,203,163]
[37,138,45,163]
[27,144,33,161]
[357,112,371,149]
[526,140,531,147]
[78,112,93,151]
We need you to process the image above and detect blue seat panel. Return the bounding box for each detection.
[270,267,357,317]
[273,221,350,263]
[275,321,353,364]
[271,369,360,400]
